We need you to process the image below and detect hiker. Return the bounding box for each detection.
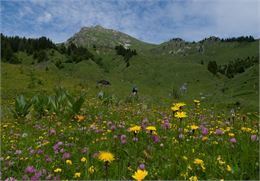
[97,91,104,99]
[132,87,138,96]
[230,108,235,124]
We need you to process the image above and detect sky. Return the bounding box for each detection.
[1,0,260,44]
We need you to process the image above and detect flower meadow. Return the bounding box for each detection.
[1,90,259,180]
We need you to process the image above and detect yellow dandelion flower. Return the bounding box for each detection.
[219,160,226,165]
[190,125,199,130]
[202,136,208,141]
[194,158,205,171]
[175,102,186,107]
[175,111,188,119]
[129,125,141,133]
[146,126,156,131]
[88,165,96,174]
[182,156,188,161]
[189,175,198,181]
[213,141,218,145]
[74,115,84,122]
[228,133,235,137]
[66,160,72,165]
[143,150,149,158]
[194,99,200,103]
[171,105,180,112]
[98,151,115,163]
[180,171,189,179]
[184,128,189,133]
[132,169,148,181]
[73,172,81,178]
[171,102,186,111]
[54,168,62,173]
[42,141,50,146]
[81,157,87,163]
[128,165,133,171]
[226,165,232,172]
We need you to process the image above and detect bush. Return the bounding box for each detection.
[207,61,218,75]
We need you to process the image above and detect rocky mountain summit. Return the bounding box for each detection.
[66,25,146,50]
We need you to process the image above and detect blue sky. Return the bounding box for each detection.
[1,0,259,44]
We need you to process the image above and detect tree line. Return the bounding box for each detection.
[207,56,258,78]
[1,34,95,65]
[1,33,56,64]
[115,45,137,67]
[220,36,255,42]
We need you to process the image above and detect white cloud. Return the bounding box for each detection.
[19,6,33,17]
[37,12,52,23]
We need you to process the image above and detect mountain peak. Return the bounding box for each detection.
[80,25,106,32]
[94,25,105,29]
[67,25,150,50]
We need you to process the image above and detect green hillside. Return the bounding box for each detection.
[1,27,259,114]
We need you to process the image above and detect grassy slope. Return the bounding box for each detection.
[1,41,259,114]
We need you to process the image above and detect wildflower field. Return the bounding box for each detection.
[1,88,259,180]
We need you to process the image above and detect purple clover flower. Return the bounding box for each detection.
[139,163,145,170]
[29,149,35,155]
[45,174,53,180]
[25,166,35,174]
[216,129,223,135]
[133,137,138,142]
[45,156,51,163]
[15,150,22,155]
[202,127,208,135]
[57,141,63,146]
[81,147,87,154]
[59,148,65,153]
[121,135,127,144]
[161,119,170,129]
[141,118,148,129]
[5,177,17,181]
[53,176,60,180]
[152,134,160,143]
[230,138,237,143]
[48,129,56,136]
[113,135,118,140]
[119,121,125,128]
[37,149,44,155]
[31,175,40,181]
[251,134,257,141]
[111,125,117,131]
[93,152,99,158]
[178,133,185,139]
[62,152,71,160]
[22,175,29,180]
